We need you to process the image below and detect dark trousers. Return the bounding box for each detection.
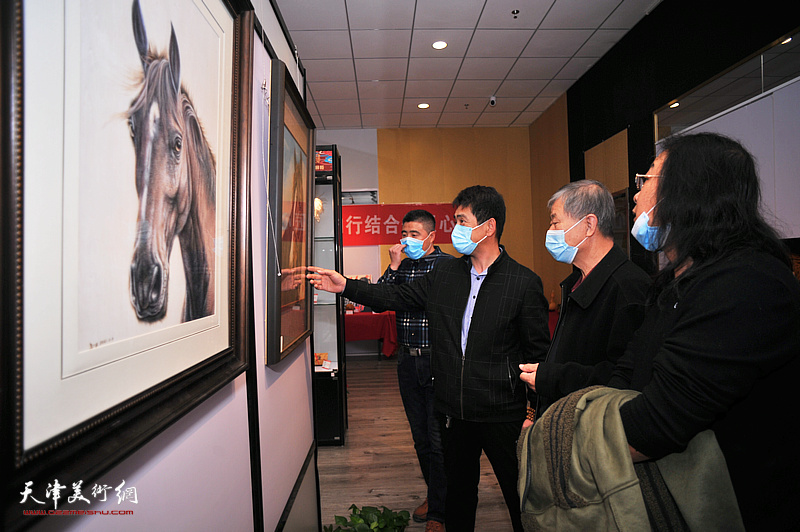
[440,416,524,532]
[397,351,446,522]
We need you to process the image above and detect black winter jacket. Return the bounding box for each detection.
[343,248,550,422]
[609,249,800,530]
[534,245,651,416]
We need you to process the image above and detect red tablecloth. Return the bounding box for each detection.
[344,311,397,357]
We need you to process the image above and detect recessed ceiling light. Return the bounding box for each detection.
[432,41,447,50]
[670,102,680,108]
[417,103,430,109]
[781,37,792,45]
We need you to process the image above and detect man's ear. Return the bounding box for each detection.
[427,230,436,244]
[485,218,497,238]
[585,214,598,237]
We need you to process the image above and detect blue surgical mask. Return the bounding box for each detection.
[451,220,488,255]
[631,205,661,251]
[401,235,431,260]
[545,216,587,264]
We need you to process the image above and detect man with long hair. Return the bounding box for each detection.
[609,133,800,529]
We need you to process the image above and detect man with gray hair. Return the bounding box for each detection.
[520,180,651,420]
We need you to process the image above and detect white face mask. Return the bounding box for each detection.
[631,205,661,251]
[451,220,488,255]
[400,233,432,260]
[544,216,587,264]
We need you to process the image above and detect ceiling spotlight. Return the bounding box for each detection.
[781,37,792,45]
[432,41,447,50]
[417,103,430,109]
[669,102,680,109]
[511,9,520,19]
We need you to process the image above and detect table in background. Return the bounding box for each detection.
[344,311,397,357]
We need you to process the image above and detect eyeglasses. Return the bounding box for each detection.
[634,173,659,190]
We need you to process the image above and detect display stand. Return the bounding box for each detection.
[311,145,347,445]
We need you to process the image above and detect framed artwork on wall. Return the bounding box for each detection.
[0,0,254,528]
[265,59,316,365]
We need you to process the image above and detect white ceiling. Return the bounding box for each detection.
[272,0,662,129]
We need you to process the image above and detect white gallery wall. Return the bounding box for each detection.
[250,32,317,531]
[27,1,317,530]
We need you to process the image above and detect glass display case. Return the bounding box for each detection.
[312,145,347,445]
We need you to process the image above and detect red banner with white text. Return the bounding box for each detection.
[342,203,456,246]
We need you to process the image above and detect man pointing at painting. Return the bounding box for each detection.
[308,185,550,532]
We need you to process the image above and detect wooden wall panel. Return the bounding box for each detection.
[529,95,573,303]
[376,127,533,272]
[584,129,629,194]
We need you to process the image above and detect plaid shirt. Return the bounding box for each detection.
[376,247,453,348]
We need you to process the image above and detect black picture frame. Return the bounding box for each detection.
[0,2,254,530]
[266,59,316,365]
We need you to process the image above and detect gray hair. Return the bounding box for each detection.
[548,180,614,237]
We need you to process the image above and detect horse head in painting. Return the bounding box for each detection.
[127,0,216,322]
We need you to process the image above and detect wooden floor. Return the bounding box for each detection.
[318,356,514,531]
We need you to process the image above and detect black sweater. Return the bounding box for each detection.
[609,249,800,530]
[343,248,550,422]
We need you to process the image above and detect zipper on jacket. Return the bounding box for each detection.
[534,285,569,417]
[460,351,465,419]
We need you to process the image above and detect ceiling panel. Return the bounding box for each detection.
[308,81,358,99]
[476,0,554,29]
[357,80,405,98]
[458,57,516,79]
[450,79,503,97]
[414,0,487,29]
[539,0,621,29]
[476,112,519,126]
[315,98,361,114]
[496,79,549,97]
[438,113,482,126]
[345,0,416,30]
[444,97,491,113]
[278,0,348,31]
[360,98,404,114]
[405,79,456,97]
[363,113,402,127]
[522,29,594,57]
[355,58,408,80]
[407,57,463,79]
[291,30,352,59]
[508,57,570,79]
[274,0,660,129]
[351,29,412,59]
[466,29,534,57]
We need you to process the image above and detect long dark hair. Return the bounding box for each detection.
[654,132,789,291]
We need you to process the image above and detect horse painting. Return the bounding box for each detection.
[127,0,216,322]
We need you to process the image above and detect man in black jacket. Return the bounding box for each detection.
[309,186,550,532]
[520,180,651,419]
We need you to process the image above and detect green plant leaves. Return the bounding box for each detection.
[324,504,410,531]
